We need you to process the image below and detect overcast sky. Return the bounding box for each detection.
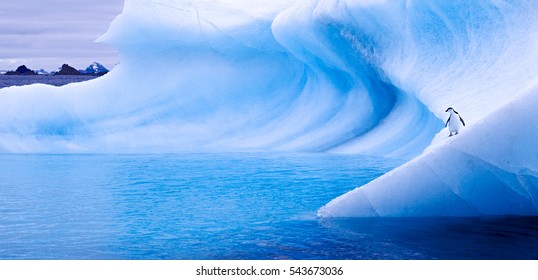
[0,0,124,71]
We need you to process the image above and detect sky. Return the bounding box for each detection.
[0,0,124,72]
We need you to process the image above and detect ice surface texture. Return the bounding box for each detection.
[0,0,447,156]
[2,0,535,156]
[316,0,538,217]
[1,1,537,215]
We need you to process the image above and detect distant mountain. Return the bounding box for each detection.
[4,65,38,75]
[2,63,110,76]
[81,62,109,75]
[56,64,80,75]
[35,69,49,75]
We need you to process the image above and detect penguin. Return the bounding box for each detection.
[445,107,465,136]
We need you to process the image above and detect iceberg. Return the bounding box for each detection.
[0,1,537,216]
[0,0,443,156]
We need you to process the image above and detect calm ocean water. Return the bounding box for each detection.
[0,75,99,89]
[0,153,537,260]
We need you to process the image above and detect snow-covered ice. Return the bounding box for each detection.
[0,0,537,216]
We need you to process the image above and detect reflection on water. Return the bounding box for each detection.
[319,217,538,260]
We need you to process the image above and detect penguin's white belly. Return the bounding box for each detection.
[448,116,461,133]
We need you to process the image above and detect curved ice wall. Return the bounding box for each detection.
[0,0,537,159]
[314,1,538,216]
[0,0,440,157]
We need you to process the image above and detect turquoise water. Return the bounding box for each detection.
[1,153,537,260]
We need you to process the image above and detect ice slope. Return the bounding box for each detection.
[319,81,538,217]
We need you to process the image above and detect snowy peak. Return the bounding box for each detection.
[35,69,49,75]
[82,62,109,75]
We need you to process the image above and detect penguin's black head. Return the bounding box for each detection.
[446,107,458,114]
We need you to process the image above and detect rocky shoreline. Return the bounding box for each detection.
[1,62,109,76]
